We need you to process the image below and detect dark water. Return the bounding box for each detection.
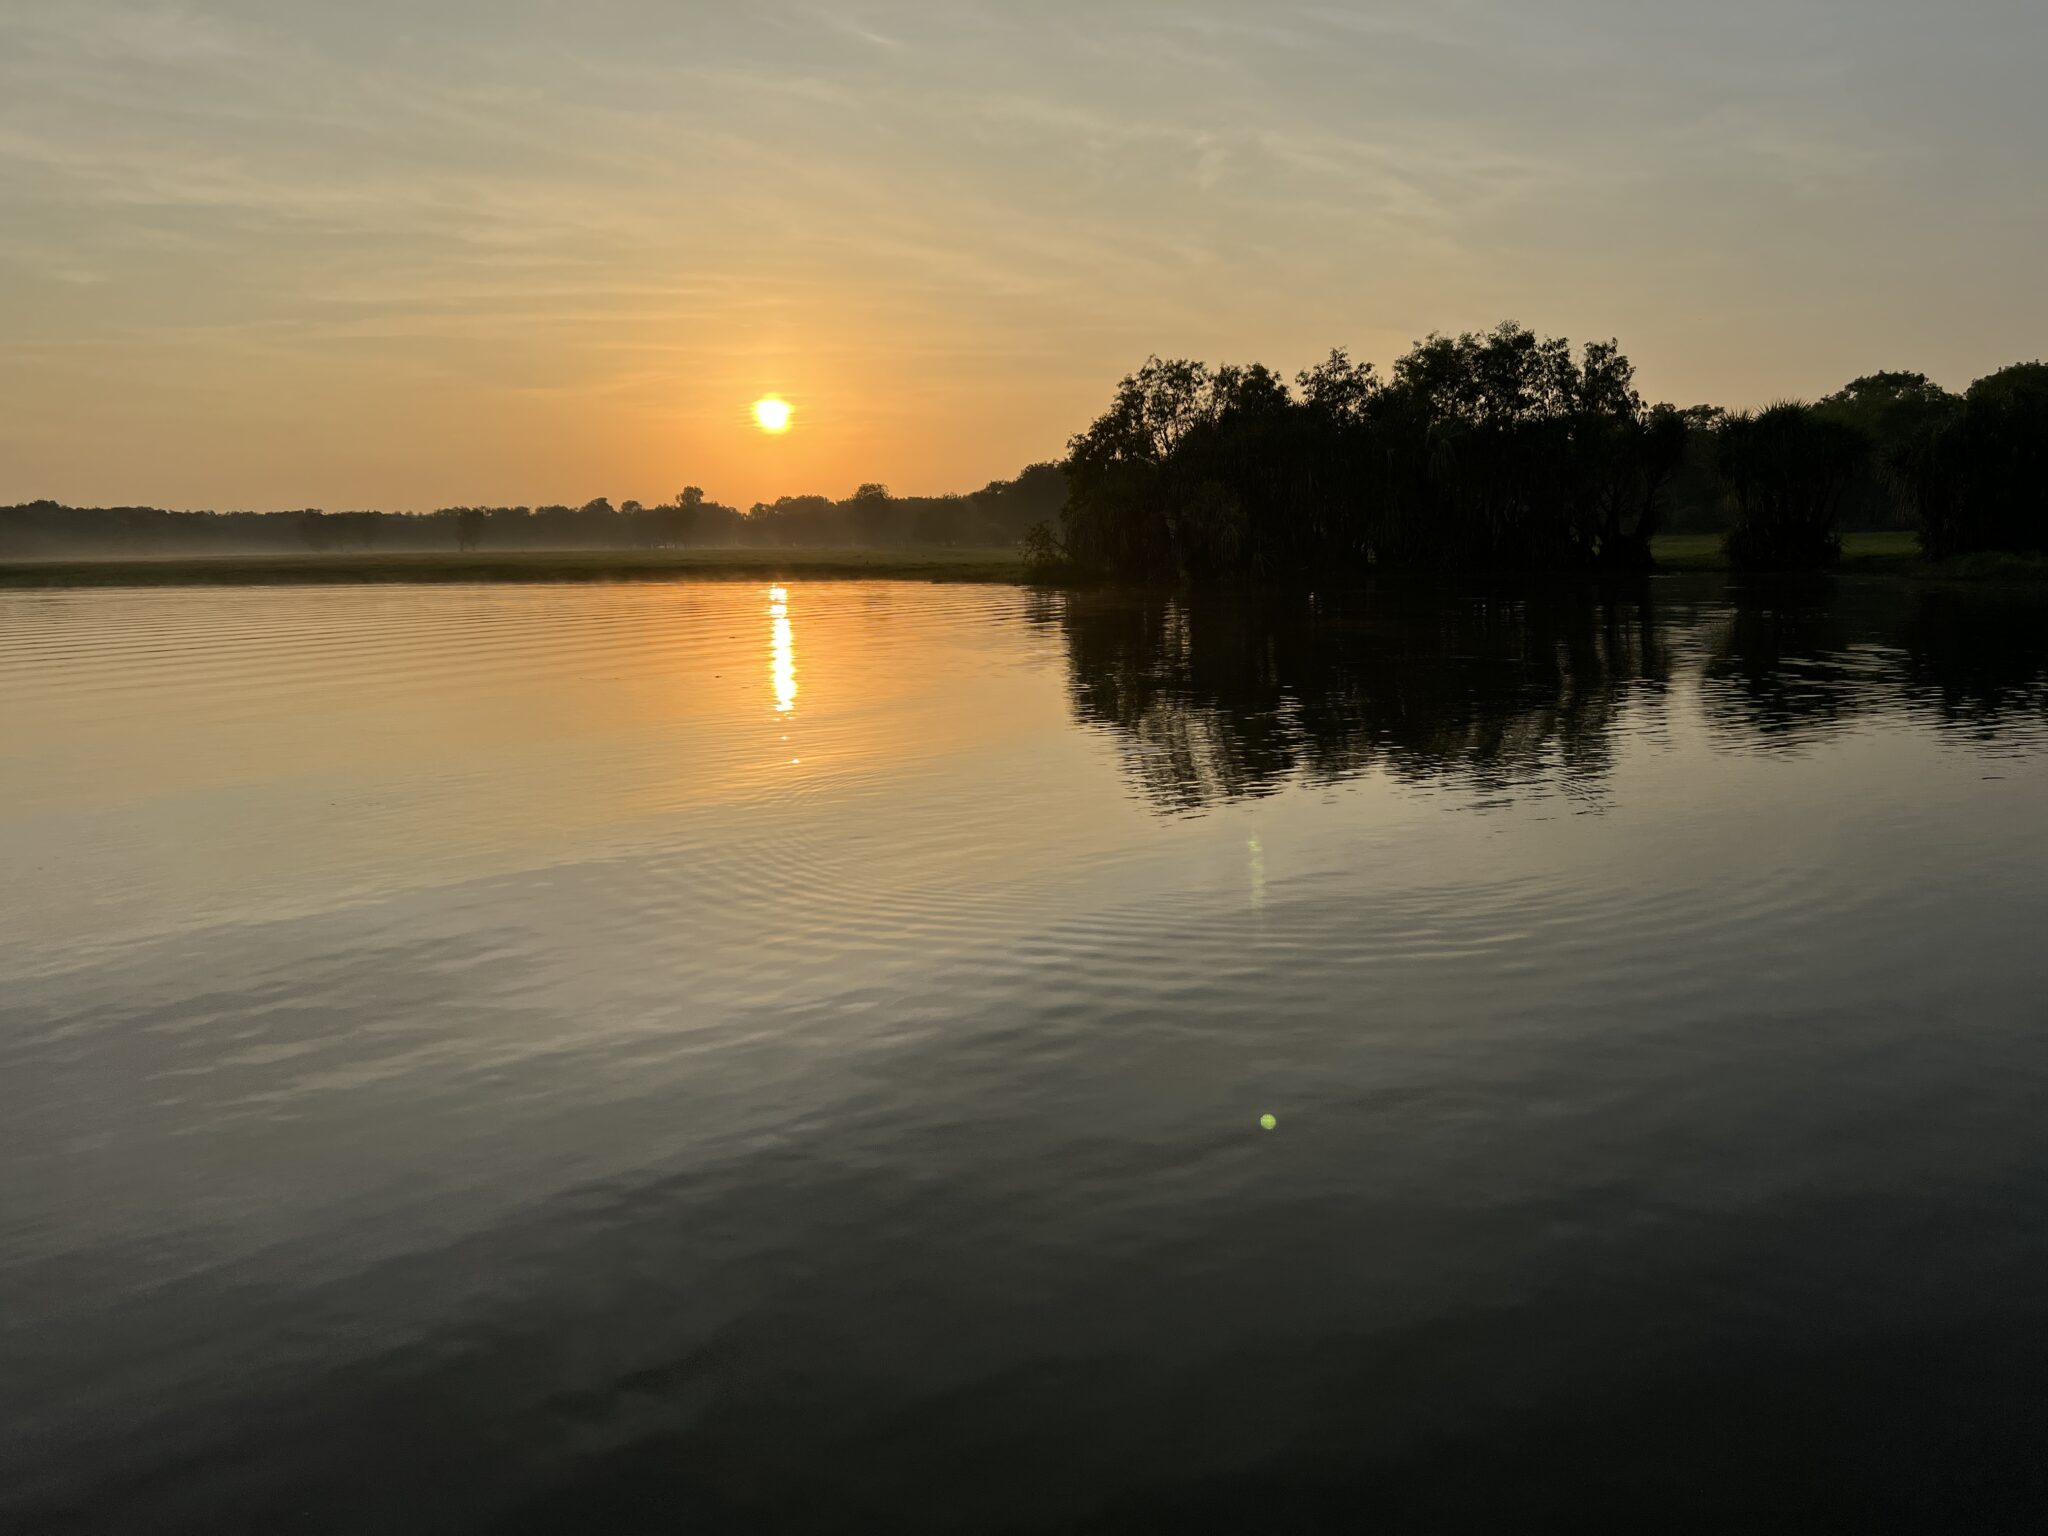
[5,575,2048,1533]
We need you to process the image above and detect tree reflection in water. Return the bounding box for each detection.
[1036,576,2048,813]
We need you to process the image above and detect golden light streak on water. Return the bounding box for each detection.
[769,585,797,715]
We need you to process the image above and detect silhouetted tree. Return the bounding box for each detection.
[971,462,1069,543]
[1899,362,2048,559]
[1059,324,1690,580]
[1717,404,1864,571]
[657,487,705,547]
[849,483,894,544]
[1814,372,1960,530]
[1062,357,1219,577]
[1021,520,1067,573]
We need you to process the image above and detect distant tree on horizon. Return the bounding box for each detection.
[849,482,893,544]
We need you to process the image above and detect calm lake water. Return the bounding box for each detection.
[5,575,2048,1532]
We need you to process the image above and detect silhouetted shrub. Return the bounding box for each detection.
[1020,520,1067,576]
[1718,404,1864,571]
[1814,372,1960,530]
[1899,363,2048,559]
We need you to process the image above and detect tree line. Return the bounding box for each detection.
[10,326,2043,574]
[0,464,1068,559]
[1041,323,2048,578]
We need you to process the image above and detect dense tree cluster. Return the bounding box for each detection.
[1056,325,1689,579]
[1895,363,2048,559]
[1046,326,2048,578]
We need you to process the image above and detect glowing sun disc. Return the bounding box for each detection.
[753,397,792,434]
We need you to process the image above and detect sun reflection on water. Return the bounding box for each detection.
[769,585,797,715]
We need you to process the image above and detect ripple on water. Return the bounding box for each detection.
[4,575,2048,1531]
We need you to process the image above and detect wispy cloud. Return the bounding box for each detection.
[1,0,2043,509]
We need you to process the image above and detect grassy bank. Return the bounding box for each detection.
[0,545,1031,589]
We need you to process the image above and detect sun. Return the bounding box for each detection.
[752,396,792,434]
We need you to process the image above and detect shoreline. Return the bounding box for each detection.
[3,533,2044,589]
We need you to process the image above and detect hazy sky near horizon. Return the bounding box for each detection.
[3,0,2044,512]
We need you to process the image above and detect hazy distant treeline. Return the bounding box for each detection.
[1045,323,2048,578]
[0,464,1067,560]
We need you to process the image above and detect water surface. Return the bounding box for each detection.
[5,575,2048,1532]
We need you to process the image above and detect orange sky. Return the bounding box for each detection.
[3,1,2045,512]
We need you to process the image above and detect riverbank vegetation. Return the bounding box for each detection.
[1036,325,2048,581]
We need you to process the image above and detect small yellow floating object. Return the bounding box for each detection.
[1260,1113,1278,1131]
